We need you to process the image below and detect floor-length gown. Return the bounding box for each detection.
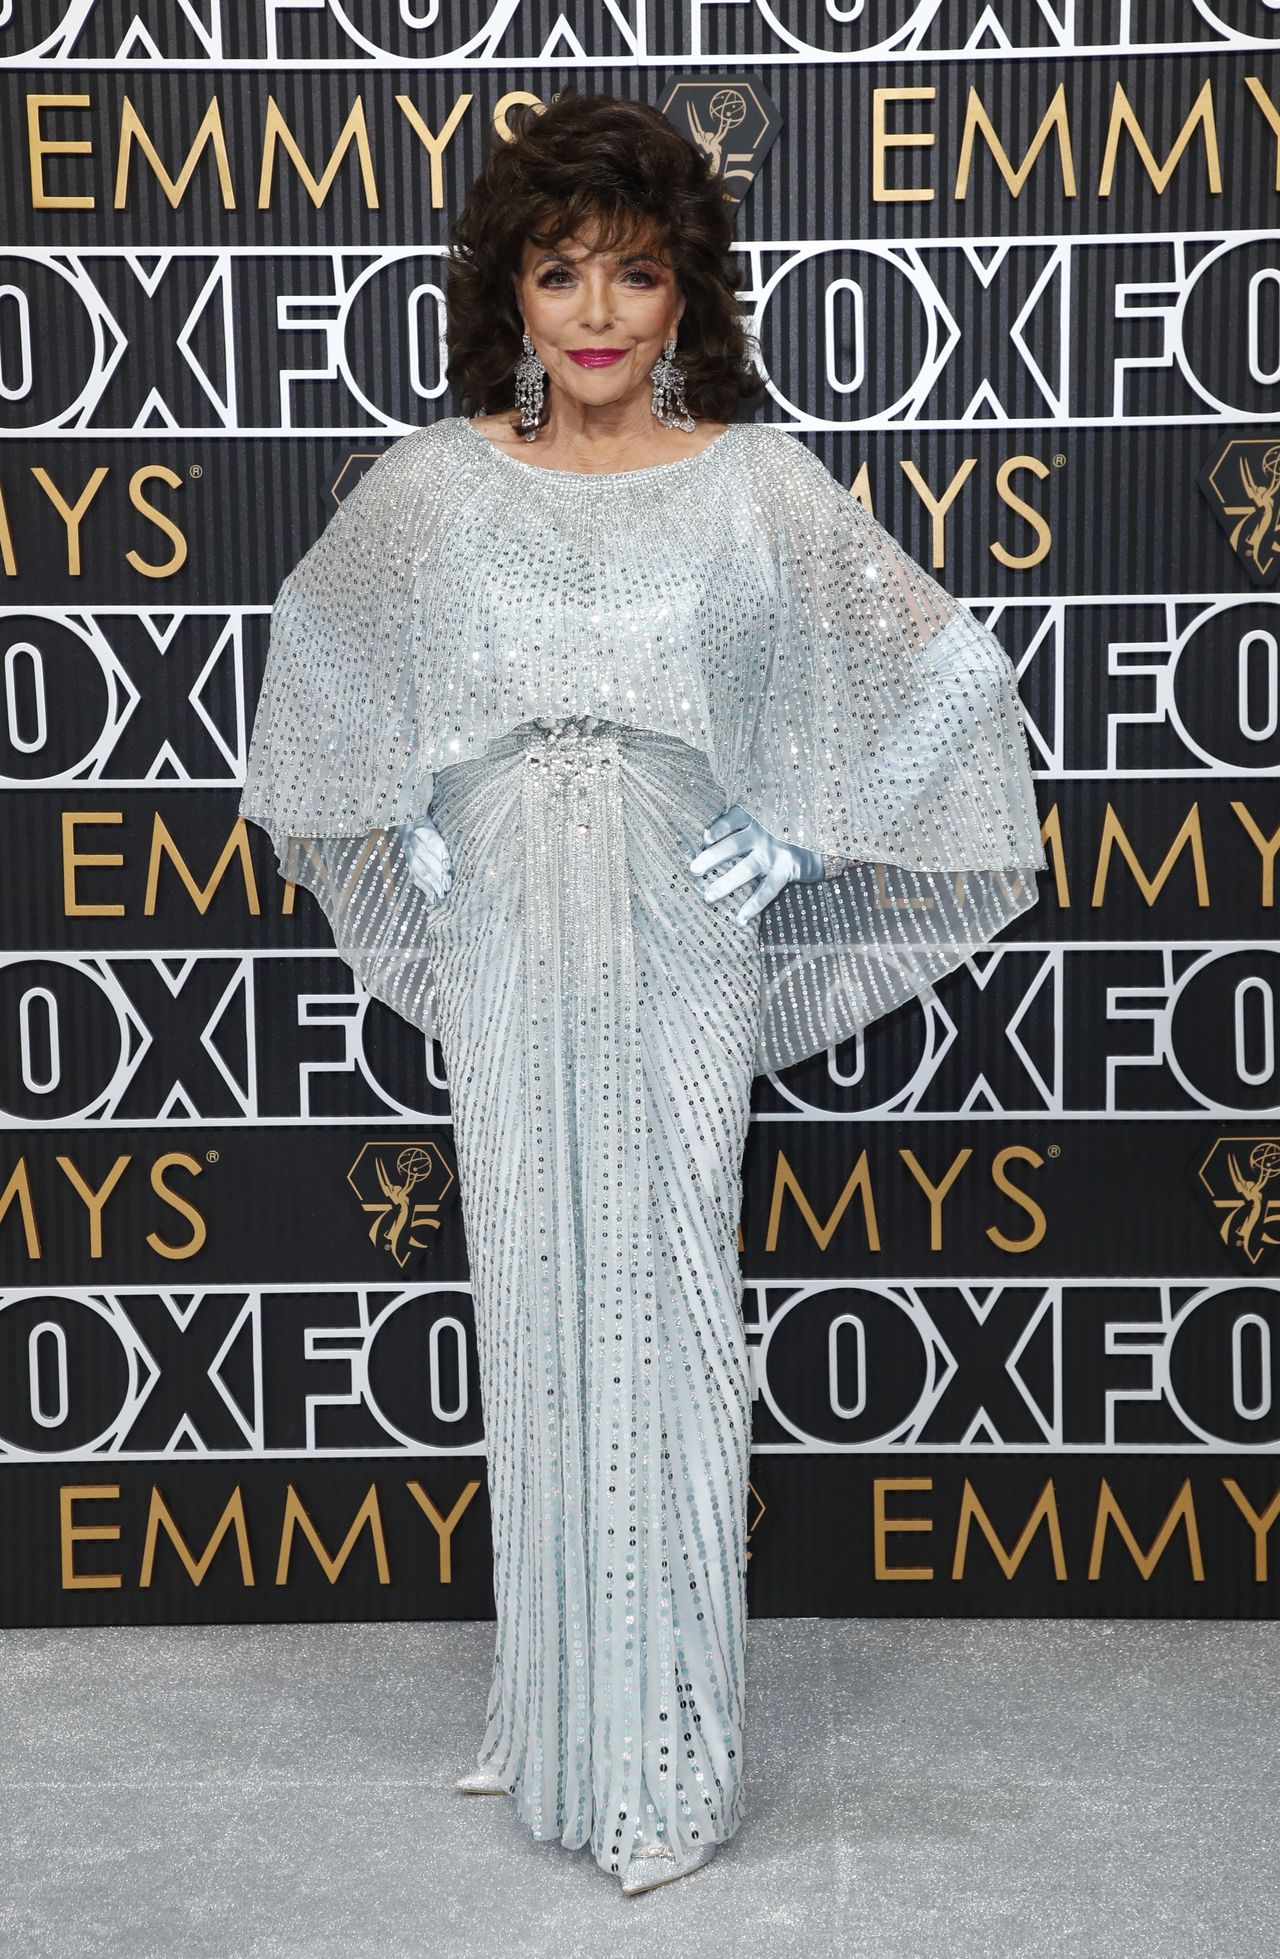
[239,413,1047,1882]
[422,717,759,1871]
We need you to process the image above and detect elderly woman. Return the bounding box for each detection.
[240,91,1045,1893]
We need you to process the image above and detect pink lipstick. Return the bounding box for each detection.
[567,349,626,367]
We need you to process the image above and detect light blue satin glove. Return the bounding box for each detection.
[688,804,824,925]
[397,811,453,905]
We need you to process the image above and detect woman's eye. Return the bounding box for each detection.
[535,268,656,288]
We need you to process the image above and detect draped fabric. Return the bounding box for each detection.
[239,414,1047,1885]
[419,719,757,1873]
[240,415,1046,1077]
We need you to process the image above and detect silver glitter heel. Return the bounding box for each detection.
[453,1766,510,1796]
[621,1841,716,1895]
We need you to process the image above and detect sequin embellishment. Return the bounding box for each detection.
[517,713,619,837]
[240,413,1046,1076]
[238,415,1047,1885]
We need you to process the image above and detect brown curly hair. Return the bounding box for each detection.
[446,88,765,431]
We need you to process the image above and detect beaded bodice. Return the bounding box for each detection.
[242,412,1044,883]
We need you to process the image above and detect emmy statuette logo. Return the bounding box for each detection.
[1198,440,1280,586]
[656,75,781,202]
[1195,1135,1280,1266]
[346,1141,456,1266]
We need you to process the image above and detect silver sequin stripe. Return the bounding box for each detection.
[419,717,758,1877]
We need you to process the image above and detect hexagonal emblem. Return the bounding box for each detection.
[1195,1134,1280,1266]
[1198,439,1280,586]
[329,450,386,510]
[347,1139,456,1266]
[656,75,781,203]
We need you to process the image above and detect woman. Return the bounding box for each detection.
[240,92,1046,1893]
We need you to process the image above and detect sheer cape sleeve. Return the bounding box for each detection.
[239,418,1047,1075]
[239,429,448,1037]
[727,431,1047,1073]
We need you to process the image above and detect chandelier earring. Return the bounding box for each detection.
[650,336,695,432]
[514,329,546,440]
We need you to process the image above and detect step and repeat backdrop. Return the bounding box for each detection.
[0,1,1277,1626]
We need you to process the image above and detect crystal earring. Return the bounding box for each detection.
[514,329,546,440]
[650,336,695,432]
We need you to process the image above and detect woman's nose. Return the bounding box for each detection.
[576,278,615,327]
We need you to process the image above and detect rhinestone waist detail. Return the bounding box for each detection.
[516,712,620,776]
[513,714,622,835]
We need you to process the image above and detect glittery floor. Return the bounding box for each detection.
[1,1617,1276,1958]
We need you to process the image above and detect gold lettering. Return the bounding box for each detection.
[844,458,875,510]
[140,1486,255,1587]
[1231,802,1280,908]
[406,1479,484,1583]
[147,1155,207,1260]
[899,459,977,569]
[1087,1476,1204,1581]
[899,1147,971,1251]
[1039,800,1069,905]
[956,82,1076,200]
[127,466,187,578]
[27,93,93,210]
[874,1476,933,1579]
[872,87,935,203]
[32,466,110,577]
[492,91,544,144]
[1100,79,1221,198]
[63,810,124,917]
[145,812,259,916]
[114,96,235,209]
[0,482,14,576]
[1092,804,1209,907]
[988,1146,1046,1253]
[258,95,379,209]
[394,93,471,210]
[0,1158,42,1256]
[992,455,1052,569]
[952,1477,1067,1579]
[276,1483,391,1584]
[1244,75,1280,192]
[55,1153,131,1259]
[764,1147,880,1253]
[1222,1480,1280,1581]
[61,1485,121,1589]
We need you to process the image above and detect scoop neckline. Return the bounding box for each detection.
[461,414,734,481]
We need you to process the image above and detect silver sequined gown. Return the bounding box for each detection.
[240,415,1046,1879]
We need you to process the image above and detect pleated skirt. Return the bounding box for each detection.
[420,713,761,1879]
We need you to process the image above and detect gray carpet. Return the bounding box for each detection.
[0,1618,1276,1958]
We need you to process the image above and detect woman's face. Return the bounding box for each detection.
[510,217,686,414]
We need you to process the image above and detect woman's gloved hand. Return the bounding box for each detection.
[397,811,453,906]
[688,804,825,925]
